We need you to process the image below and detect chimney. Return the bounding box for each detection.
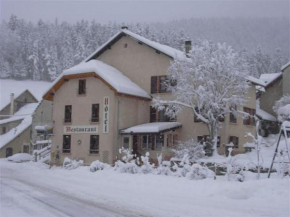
[10,93,14,116]
[121,26,128,30]
[185,40,192,55]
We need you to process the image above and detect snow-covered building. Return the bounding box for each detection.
[44,28,263,165]
[0,90,39,158]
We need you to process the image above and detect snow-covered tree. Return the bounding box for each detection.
[273,95,290,122]
[173,139,205,161]
[153,40,250,155]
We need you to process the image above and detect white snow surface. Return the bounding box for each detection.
[35,140,52,145]
[259,72,282,87]
[281,61,290,71]
[50,60,151,99]
[256,108,277,121]
[278,104,290,122]
[246,76,266,87]
[84,29,185,62]
[121,122,181,134]
[0,79,51,111]
[0,159,289,217]
[0,103,39,149]
[7,153,33,162]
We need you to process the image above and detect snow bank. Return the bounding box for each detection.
[63,157,84,170]
[7,153,33,163]
[90,160,111,172]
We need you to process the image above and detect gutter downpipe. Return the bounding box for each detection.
[116,97,121,162]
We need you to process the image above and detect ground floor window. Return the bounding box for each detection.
[142,135,154,150]
[90,135,99,154]
[123,137,129,149]
[23,145,29,153]
[229,136,239,149]
[6,147,13,157]
[63,135,71,153]
[156,135,164,150]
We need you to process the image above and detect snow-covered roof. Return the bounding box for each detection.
[50,60,150,99]
[35,125,53,131]
[281,61,290,71]
[259,72,282,87]
[0,103,39,149]
[246,76,265,87]
[256,108,277,122]
[35,140,52,145]
[0,103,39,125]
[84,29,185,62]
[0,79,51,111]
[121,122,182,134]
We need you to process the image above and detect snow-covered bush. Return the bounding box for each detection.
[90,160,110,172]
[114,148,140,174]
[173,139,205,162]
[273,95,290,122]
[155,154,172,176]
[172,156,192,177]
[224,148,242,181]
[63,157,84,170]
[140,152,155,174]
[186,163,215,180]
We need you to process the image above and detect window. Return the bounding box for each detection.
[63,135,71,153]
[156,135,164,150]
[64,105,72,123]
[2,127,6,134]
[90,135,99,154]
[230,105,237,123]
[78,79,86,95]
[194,107,202,122]
[91,104,99,122]
[123,137,129,149]
[229,136,239,149]
[23,145,29,153]
[198,135,221,147]
[243,107,256,126]
[6,147,13,157]
[151,76,172,94]
[173,134,178,146]
[150,106,176,122]
[142,135,155,150]
[167,134,173,148]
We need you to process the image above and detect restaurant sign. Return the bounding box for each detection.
[64,126,98,134]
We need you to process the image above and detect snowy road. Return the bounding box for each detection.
[0,160,289,217]
[0,164,150,217]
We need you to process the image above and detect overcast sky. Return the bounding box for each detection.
[1,0,289,24]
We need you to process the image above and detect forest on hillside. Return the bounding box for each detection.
[0,15,289,81]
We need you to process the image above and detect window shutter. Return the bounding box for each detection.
[151,76,158,94]
[150,106,157,122]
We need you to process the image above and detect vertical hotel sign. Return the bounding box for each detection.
[103,96,109,133]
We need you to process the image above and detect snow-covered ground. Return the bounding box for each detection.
[0,159,289,217]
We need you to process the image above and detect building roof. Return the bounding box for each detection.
[259,72,282,88]
[246,76,266,87]
[43,60,151,100]
[281,61,290,71]
[0,79,51,111]
[0,103,39,149]
[84,29,185,62]
[256,108,277,122]
[120,122,182,135]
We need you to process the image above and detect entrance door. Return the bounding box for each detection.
[6,148,13,157]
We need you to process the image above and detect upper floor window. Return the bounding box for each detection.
[78,79,86,95]
[150,106,176,122]
[151,76,171,94]
[64,105,72,123]
[230,105,237,123]
[91,104,99,122]
[229,136,239,149]
[243,107,255,126]
[63,135,71,153]
[90,135,99,154]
